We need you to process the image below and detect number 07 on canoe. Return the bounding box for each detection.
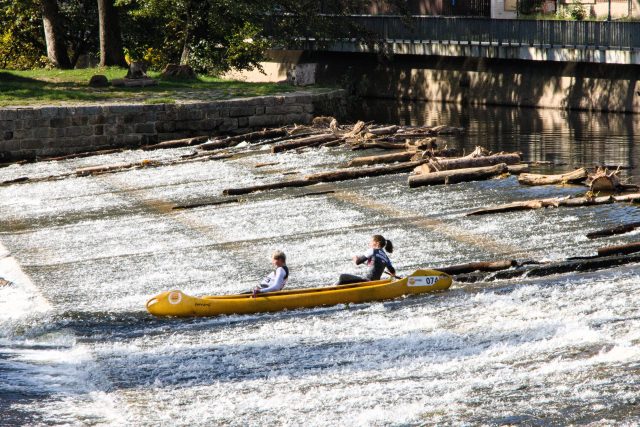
[145,269,452,317]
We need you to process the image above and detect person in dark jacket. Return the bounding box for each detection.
[335,235,396,285]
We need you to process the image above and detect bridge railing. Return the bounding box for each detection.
[313,16,640,49]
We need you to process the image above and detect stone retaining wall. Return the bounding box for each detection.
[0,90,346,162]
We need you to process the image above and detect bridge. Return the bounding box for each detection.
[296,16,640,65]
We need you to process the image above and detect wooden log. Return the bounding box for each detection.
[586,221,640,239]
[76,162,147,176]
[304,160,424,183]
[351,142,407,151]
[142,136,210,151]
[418,153,521,174]
[597,241,640,257]
[366,125,399,135]
[506,164,530,175]
[466,193,640,216]
[40,148,124,161]
[200,128,288,150]
[489,252,640,281]
[408,163,508,188]
[271,133,338,153]
[173,198,240,210]
[435,260,516,275]
[517,168,588,186]
[255,162,280,168]
[347,151,414,167]
[222,179,319,196]
[293,190,336,198]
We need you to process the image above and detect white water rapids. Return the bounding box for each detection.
[1,104,639,425]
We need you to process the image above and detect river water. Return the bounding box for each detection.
[1,102,639,426]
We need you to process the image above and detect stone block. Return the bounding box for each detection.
[89,115,106,125]
[205,110,220,119]
[71,115,89,126]
[20,139,47,150]
[89,136,109,147]
[48,128,65,138]
[229,107,256,117]
[254,106,266,115]
[285,113,311,124]
[33,127,50,139]
[248,115,277,127]
[156,121,175,132]
[38,107,59,119]
[16,108,35,119]
[0,140,21,151]
[3,130,13,140]
[134,123,156,133]
[237,117,249,127]
[123,113,143,124]
[66,127,86,137]
[50,117,71,128]
[176,108,203,121]
[0,109,17,120]
[219,118,239,132]
[94,125,104,136]
[0,120,14,131]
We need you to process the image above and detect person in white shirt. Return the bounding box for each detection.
[253,251,289,296]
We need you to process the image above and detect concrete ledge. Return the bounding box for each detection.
[0,90,346,161]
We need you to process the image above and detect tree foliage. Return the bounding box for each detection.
[0,0,406,73]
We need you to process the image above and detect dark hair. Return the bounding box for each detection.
[372,235,393,253]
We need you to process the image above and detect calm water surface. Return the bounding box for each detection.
[1,102,639,426]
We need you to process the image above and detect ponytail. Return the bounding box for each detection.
[372,234,393,253]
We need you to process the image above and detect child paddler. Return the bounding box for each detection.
[252,251,289,297]
[335,235,396,285]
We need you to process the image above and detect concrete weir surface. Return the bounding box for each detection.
[1,104,640,425]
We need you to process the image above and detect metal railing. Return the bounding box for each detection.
[309,16,640,50]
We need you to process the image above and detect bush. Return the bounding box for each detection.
[569,0,587,20]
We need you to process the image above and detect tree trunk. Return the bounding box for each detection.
[517,168,588,186]
[586,221,640,239]
[271,134,340,153]
[41,0,71,69]
[408,163,509,188]
[347,151,414,167]
[466,193,640,216]
[304,160,425,183]
[142,136,210,151]
[417,153,521,174]
[223,179,318,196]
[180,1,192,65]
[597,241,640,257]
[98,0,127,67]
[435,260,516,275]
[199,128,288,151]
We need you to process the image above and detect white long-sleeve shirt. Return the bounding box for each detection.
[258,266,288,293]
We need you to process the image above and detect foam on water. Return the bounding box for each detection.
[2,105,640,425]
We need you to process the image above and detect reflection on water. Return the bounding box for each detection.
[355,100,640,179]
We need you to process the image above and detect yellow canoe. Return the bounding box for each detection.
[146,269,452,317]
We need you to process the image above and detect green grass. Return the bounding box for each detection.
[0,67,298,107]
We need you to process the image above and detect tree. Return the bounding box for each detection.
[97,0,126,66]
[0,0,46,69]
[120,0,403,75]
[41,0,72,68]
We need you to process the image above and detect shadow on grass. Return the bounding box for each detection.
[0,69,296,106]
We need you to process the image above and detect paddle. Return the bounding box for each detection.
[385,270,402,280]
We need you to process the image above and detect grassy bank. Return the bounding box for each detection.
[0,67,298,107]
